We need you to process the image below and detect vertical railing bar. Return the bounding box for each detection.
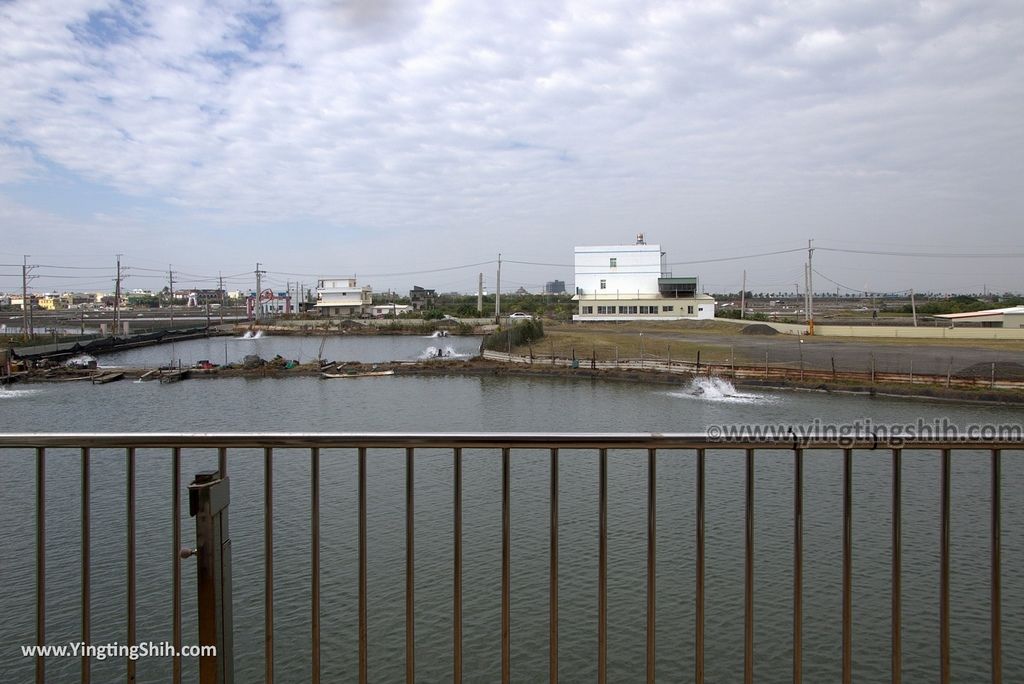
[598,448,608,684]
[843,448,853,684]
[501,447,511,684]
[745,448,754,684]
[406,447,415,684]
[793,447,803,684]
[82,447,91,684]
[549,448,559,684]
[218,446,227,478]
[265,446,274,684]
[359,447,368,684]
[646,448,656,684]
[696,448,705,684]
[171,447,181,684]
[36,446,45,684]
[940,449,951,684]
[892,449,902,684]
[453,448,463,684]
[991,449,1001,684]
[311,447,321,684]
[127,447,136,684]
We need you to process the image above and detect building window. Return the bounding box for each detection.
[628,306,638,314]
[618,306,628,314]
[583,306,593,314]
[688,305,694,314]
[609,258,617,268]
[663,305,674,312]
[600,279,607,290]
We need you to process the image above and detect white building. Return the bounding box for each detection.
[573,234,716,321]
[935,306,1024,328]
[315,277,372,317]
[370,303,412,317]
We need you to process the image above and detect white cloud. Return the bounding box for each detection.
[0,0,1021,292]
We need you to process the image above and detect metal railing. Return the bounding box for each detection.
[0,432,1014,684]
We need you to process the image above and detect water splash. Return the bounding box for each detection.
[0,385,42,399]
[426,331,450,338]
[668,376,769,404]
[419,345,469,360]
[239,330,264,340]
[64,354,97,368]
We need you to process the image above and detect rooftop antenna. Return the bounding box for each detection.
[636,233,645,245]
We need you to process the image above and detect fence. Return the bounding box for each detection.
[0,432,1015,683]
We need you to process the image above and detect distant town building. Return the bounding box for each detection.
[246,290,294,318]
[186,289,226,306]
[370,303,412,317]
[316,277,372,317]
[409,286,437,311]
[573,233,716,321]
[514,286,530,295]
[544,280,566,294]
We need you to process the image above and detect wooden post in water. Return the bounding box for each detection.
[831,356,836,382]
[991,362,996,389]
[696,349,701,375]
[870,353,875,384]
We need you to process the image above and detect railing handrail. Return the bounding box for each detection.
[1,432,1021,450]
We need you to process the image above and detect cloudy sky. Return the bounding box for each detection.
[1,0,1021,297]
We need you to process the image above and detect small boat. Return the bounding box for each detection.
[92,371,125,385]
[321,370,395,379]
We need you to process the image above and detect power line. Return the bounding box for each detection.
[817,247,1024,259]
[667,247,806,266]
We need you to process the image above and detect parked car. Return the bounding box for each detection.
[508,312,533,320]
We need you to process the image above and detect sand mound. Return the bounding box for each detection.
[740,324,778,335]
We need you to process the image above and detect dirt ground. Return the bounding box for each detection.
[532,321,1024,379]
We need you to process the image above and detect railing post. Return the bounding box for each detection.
[187,470,234,684]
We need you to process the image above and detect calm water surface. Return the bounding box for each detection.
[1,340,1021,683]
[95,332,481,368]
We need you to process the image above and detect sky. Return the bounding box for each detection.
[1,0,1022,297]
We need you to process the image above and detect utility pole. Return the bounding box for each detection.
[807,239,815,334]
[910,289,918,327]
[218,273,225,325]
[254,263,265,323]
[803,263,809,323]
[168,265,175,330]
[495,253,502,322]
[478,273,484,314]
[114,254,122,335]
[740,270,746,320]
[21,255,31,339]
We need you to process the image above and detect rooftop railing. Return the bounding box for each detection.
[0,433,1015,684]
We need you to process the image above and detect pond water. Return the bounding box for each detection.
[0,339,1021,683]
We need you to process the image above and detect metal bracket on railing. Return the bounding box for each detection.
[188,470,234,684]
